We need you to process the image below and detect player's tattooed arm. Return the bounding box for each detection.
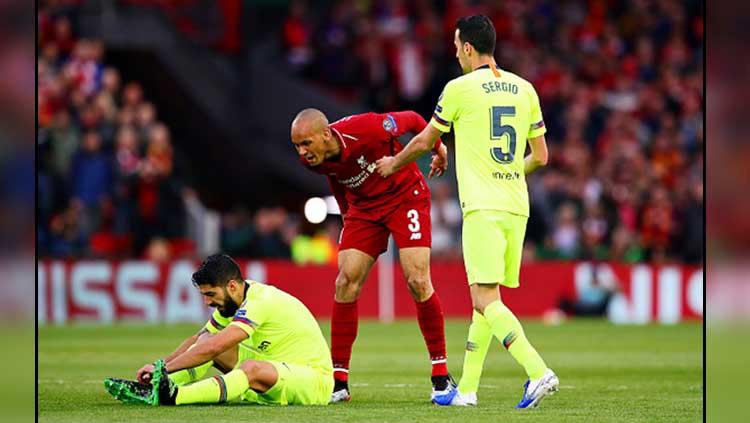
[137,329,206,383]
[165,325,248,373]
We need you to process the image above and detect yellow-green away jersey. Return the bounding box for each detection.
[204,281,332,373]
[430,64,546,217]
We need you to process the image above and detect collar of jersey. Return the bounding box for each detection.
[474,63,500,71]
[329,126,351,162]
[239,280,251,308]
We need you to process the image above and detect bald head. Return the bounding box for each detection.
[290,108,338,166]
[291,108,329,139]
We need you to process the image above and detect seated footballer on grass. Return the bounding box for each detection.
[104,254,334,406]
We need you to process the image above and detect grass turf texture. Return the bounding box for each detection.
[39,319,702,422]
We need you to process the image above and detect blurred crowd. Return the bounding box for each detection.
[37,10,190,259]
[281,0,704,264]
[220,206,342,266]
[37,0,704,265]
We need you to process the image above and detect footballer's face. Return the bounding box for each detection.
[292,127,332,166]
[198,281,241,318]
[291,125,335,166]
[454,29,472,74]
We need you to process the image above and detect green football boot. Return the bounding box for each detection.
[150,359,178,406]
[103,378,152,405]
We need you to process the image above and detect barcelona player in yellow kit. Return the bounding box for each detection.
[376,15,558,409]
[104,254,333,406]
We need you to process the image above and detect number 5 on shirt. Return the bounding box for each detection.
[490,106,517,164]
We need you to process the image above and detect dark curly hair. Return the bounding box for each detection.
[191,254,244,287]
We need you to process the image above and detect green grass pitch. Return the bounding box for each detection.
[38,319,702,422]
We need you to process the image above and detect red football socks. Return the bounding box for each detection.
[415,293,448,377]
[331,300,359,382]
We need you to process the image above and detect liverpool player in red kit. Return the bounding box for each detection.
[290,108,455,404]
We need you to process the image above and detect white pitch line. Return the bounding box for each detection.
[38,379,103,384]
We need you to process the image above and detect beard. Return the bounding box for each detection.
[218,288,240,318]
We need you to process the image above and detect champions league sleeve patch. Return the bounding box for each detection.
[383,114,398,135]
[232,309,258,328]
[434,91,444,113]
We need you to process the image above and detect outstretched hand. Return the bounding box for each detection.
[428,144,448,178]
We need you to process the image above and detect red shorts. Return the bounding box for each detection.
[339,188,432,258]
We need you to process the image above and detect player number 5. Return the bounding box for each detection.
[489,106,517,164]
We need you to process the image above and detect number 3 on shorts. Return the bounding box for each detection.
[407,209,420,233]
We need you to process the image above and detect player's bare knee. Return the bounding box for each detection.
[470,285,501,314]
[406,276,433,302]
[334,272,362,302]
[240,360,277,392]
[239,359,262,379]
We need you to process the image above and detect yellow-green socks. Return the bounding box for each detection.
[483,300,547,380]
[169,361,213,386]
[457,310,492,394]
[175,369,249,405]
[168,344,213,386]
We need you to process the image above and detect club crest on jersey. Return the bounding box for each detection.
[357,155,377,173]
[382,114,398,135]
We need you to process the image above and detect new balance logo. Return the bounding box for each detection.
[258,340,271,351]
[466,341,479,352]
[410,233,422,240]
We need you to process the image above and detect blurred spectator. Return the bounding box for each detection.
[144,237,172,263]
[552,202,581,259]
[680,179,703,264]
[101,67,122,99]
[580,202,609,260]
[47,111,79,177]
[221,206,254,257]
[609,225,644,264]
[430,181,462,259]
[132,124,185,254]
[559,268,620,317]
[70,130,112,237]
[135,101,158,145]
[45,202,88,257]
[112,126,140,239]
[122,81,144,110]
[283,0,314,73]
[640,185,676,263]
[250,207,291,259]
[291,232,330,265]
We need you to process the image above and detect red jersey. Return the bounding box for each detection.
[302,111,440,216]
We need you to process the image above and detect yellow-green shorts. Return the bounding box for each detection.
[462,209,528,287]
[236,347,333,406]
